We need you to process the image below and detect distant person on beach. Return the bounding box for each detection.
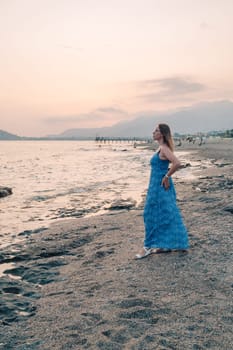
[136,123,189,259]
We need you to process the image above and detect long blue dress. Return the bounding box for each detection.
[143,151,189,250]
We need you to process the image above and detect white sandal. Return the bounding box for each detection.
[135,247,153,259]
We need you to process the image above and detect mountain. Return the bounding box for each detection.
[0,130,21,140]
[162,100,233,134]
[1,100,233,140]
[54,100,233,139]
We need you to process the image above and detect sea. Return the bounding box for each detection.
[0,140,196,249]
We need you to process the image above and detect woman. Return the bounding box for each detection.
[136,123,189,259]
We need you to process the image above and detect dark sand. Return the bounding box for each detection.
[0,138,232,350]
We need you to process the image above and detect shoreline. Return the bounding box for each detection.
[0,144,196,249]
[0,140,232,349]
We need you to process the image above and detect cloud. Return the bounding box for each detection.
[43,107,129,125]
[43,115,98,124]
[136,76,206,103]
[139,77,205,94]
[95,107,126,114]
[58,44,84,51]
[200,22,208,30]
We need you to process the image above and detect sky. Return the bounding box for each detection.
[1,0,233,137]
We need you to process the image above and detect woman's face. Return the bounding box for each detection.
[153,126,162,141]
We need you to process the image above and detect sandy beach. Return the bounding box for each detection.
[0,139,232,350]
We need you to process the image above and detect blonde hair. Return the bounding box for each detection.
[158,123,174,151]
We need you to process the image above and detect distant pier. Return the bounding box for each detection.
[95,136,152,143]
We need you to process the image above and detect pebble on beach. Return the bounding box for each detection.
[0,186,12,198]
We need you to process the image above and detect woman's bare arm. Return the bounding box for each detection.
[160,145,181,189]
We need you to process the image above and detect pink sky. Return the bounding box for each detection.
[1,0,233,136]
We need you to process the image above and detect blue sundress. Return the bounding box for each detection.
[143,152,189,250]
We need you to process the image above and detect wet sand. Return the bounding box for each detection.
[0,138,232,350]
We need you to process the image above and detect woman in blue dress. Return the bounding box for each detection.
[136,123,189,259]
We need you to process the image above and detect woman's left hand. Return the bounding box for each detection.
[161,176,170,190]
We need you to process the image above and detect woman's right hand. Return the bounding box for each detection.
[161,176,170,190]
